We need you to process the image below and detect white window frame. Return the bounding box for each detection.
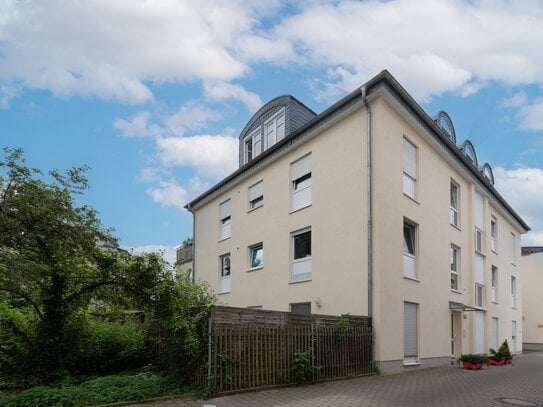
[291,154,312,212]
[403,220,417,279]
[291,227,311,282]
[403,138,417,200]
[491,266,498,303]
[450,182,459,226]
[248,243,263,270]
[511,276,516,308]
[474,227,483,253]
[490,217,497,252]
[404,302,418,364]
[510,232,517,265]
[450,245,459,291]
[219,254,231,294]
[244,128,262,164]
[248,181,264,210]
[219,199,231,241]
[264,108,285,149]
[475,283,484,308]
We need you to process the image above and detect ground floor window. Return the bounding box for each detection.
[404,302,418,363]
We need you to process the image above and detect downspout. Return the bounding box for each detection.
[361,86,373,320]
[186,203,196,283]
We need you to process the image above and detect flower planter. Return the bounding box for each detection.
[489,357,505,366]
[463,361,483,370]
[505,357,512,365]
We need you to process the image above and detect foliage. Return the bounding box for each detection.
[458,354,488,364]
[0,147,217,382]
[334,317,349,345]
[0,371,190,407]
[291,348,321,384]
[490,339,512,359]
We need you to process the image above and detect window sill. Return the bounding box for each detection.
[289,279,312,285]
[218,236,231,242]
[475,249,485,257]
[247,266,263,272]
[491,249,498,255]
[492,301,499,304]
[403,361,420,366]
[451,289,462,295]
[450,223,461,231]
[290,203,312,214]
[218,291,231,295]
[403,193,420,205]
[403,276,420,282]
[247,205,263,213]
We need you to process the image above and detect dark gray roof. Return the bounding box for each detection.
[522,246,543,255]
[185,70,530,233]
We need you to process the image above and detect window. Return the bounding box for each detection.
[404,302,418,363]
[249,243,263,269]
[248,181,263,210]
[219,254,231,293]
[403,221,417,279]
[475,283,484,308]
[491,266,498,302]
[450,182,459,226]
[264,108,285,149]
[450,245,459,291]
[244,129,262,164]
[291,228,311,282]
[474,227,483,253]
[403,138,417,199]
[511,276,516,308]
[491,317,499,351]
[290,302,311,314]
[291,154,311,211]
[187,268,194,283]
[219,199,231,240]
[510,233,517,264]
[490,217,497,252]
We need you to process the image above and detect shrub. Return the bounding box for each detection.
[64,319,148,375]
[291,348,321,384]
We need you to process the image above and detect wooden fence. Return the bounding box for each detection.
[204,306,373,394]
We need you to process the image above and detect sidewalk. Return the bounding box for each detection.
[130,352,543,407]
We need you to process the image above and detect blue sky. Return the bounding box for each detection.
[2,0,543,263]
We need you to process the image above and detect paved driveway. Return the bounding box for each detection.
[132,352,543,407]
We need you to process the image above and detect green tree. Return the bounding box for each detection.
[0,147,124,377]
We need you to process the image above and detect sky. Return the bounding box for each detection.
[2,0,543,265]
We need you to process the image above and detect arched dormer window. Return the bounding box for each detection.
[460,140,478,167]
[480,163,494,185]
[433,111,456,144]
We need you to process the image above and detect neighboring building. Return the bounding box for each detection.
[185,70,529,373]
[175,242,193,281]
[521,246,543,350]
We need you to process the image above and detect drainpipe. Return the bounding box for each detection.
[186,203,196,282]
[361,86,373,320]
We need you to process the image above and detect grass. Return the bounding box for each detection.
[0,371,191,407]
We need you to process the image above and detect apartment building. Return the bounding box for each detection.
[185,70,529,373]
[521,246,543,350]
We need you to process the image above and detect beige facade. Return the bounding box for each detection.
[521,247,543,350]
[186,71,529,373]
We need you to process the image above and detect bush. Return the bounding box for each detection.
[64,319,148,375]
[0,371,189,407]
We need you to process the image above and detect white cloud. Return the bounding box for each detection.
[0,0,260,102]
[163,103,222,136]
[501,92,528,109]
[517,99,543,131]
[494,166,543,245]
[156,134,238,179]
[146,179,189,210]
[113,111,162,138]
[204,81,263,112]
[125,244,179,267]
[0,85,20,108]
[271,0,543,101]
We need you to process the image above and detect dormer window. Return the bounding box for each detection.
[244,128,262,164]
[264,108,285,149]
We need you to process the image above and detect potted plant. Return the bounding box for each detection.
[498,339,513,364]
[458,354,488,370]
[488,348,505,365]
